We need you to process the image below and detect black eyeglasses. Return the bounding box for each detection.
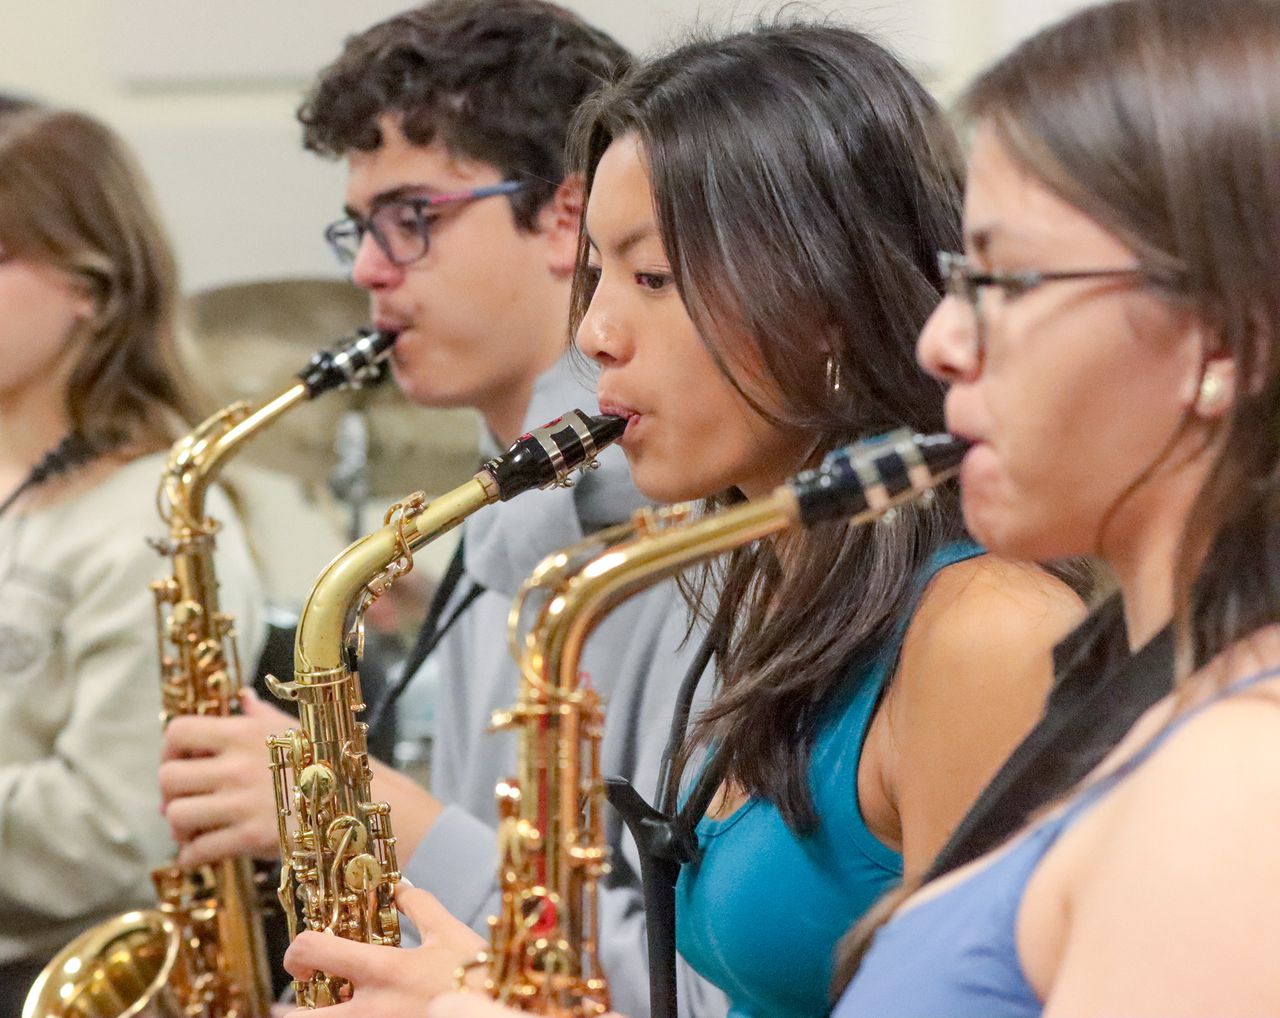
[324,180,528,268]
[938,251,1145,303]
[937,251,1148,363]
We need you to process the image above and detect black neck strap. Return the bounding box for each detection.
[0,432,108,520]
[605,620,727,1018]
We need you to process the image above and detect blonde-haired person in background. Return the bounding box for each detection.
[0,103,264,1012]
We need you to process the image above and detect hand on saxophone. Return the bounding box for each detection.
[158,687,294,864]
[281,882,486,1017]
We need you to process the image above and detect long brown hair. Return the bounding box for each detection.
[0,107,194,452]
[834,0,1280,993]
[568,23,969,831]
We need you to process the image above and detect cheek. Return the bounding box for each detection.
[628,340,761,501]
[969,315,1189,559]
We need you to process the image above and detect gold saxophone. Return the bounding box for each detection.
[476,429,969,1016]
[266,409,626,1008]
[23,331,396,1018]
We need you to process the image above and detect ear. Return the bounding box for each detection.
[1191,355,1236,420]
[537,173,586,279]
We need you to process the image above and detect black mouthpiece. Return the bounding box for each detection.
[484,410,627,499]
[791,430,969,527]
[297,329,397,396]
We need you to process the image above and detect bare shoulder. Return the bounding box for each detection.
[1038,671,1280,1014]
[898,552,1086,696]
[882,554,1085,869]
[1105,672,1280,842]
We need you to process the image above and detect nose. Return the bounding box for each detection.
[917,295,981,384]
[349,230,403,292]
[575,277,631,368]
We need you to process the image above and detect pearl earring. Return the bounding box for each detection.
[1198,370,1226,410]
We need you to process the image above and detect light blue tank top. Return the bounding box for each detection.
[675,541,983,1018]
[833,660,1280,1018]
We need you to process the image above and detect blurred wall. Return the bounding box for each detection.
[1,0,1093,295]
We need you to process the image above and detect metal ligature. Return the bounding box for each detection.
[266,410,626,1008]
[473,429,968,1017]
[23,330,396,1018]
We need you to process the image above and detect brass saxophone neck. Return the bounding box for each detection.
[161,329,397,526]
[287,408,628,682]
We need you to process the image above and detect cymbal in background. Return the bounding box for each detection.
[180,278,480,497]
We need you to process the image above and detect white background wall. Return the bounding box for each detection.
[1,0,1093,295]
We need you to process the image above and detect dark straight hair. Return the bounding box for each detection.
[834,0,1280,995]
[567,23,969,832]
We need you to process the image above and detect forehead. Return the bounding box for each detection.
[584,135,659,243]
[343,113,501,209]
[964,124,1130,262]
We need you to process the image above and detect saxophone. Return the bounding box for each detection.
[477,429,969,1016]
[266,409,626,1008]
[23,330,396,1018]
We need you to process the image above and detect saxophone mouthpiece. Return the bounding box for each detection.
[297,329,398,397]
[484,410,627,499]
[790,429,969,527]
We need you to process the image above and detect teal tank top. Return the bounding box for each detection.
[674,541,983,1018]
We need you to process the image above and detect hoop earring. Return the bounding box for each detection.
[826,355,842,394]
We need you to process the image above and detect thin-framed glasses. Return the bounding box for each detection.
[937,251,1146,363]
[324,179,528,267]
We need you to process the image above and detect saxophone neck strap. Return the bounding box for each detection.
[0,431,113,520]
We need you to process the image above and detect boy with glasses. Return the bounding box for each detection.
[158,4,726,1015]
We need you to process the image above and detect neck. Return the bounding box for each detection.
[479,286,570,447]
[481,376,538,449]
[1107,448,1212,652]
[0,385,73,487]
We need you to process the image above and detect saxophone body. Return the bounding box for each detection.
[266,410,626,1008]
[483,429,970,1016]
[23,331,396,1018]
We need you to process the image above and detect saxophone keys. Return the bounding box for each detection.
[299,763,337,808]
[325,815,368,853]
[265,673,301,701]
[342,853,383,891]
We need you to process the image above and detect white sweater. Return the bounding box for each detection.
[0,452,265,965]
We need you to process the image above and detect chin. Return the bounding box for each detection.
[964,504,1077,564]
[627,460,708,506]
[389,363,466,410]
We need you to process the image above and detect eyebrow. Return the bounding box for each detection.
[342,183,446,218]
[583,224,659,257]
[964,226,996,256]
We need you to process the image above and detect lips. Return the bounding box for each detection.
[596,397,643,444]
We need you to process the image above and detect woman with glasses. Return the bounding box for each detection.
[0,104,264,1009]
[284,22,1084,1018]
[830,0,1280,1014]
